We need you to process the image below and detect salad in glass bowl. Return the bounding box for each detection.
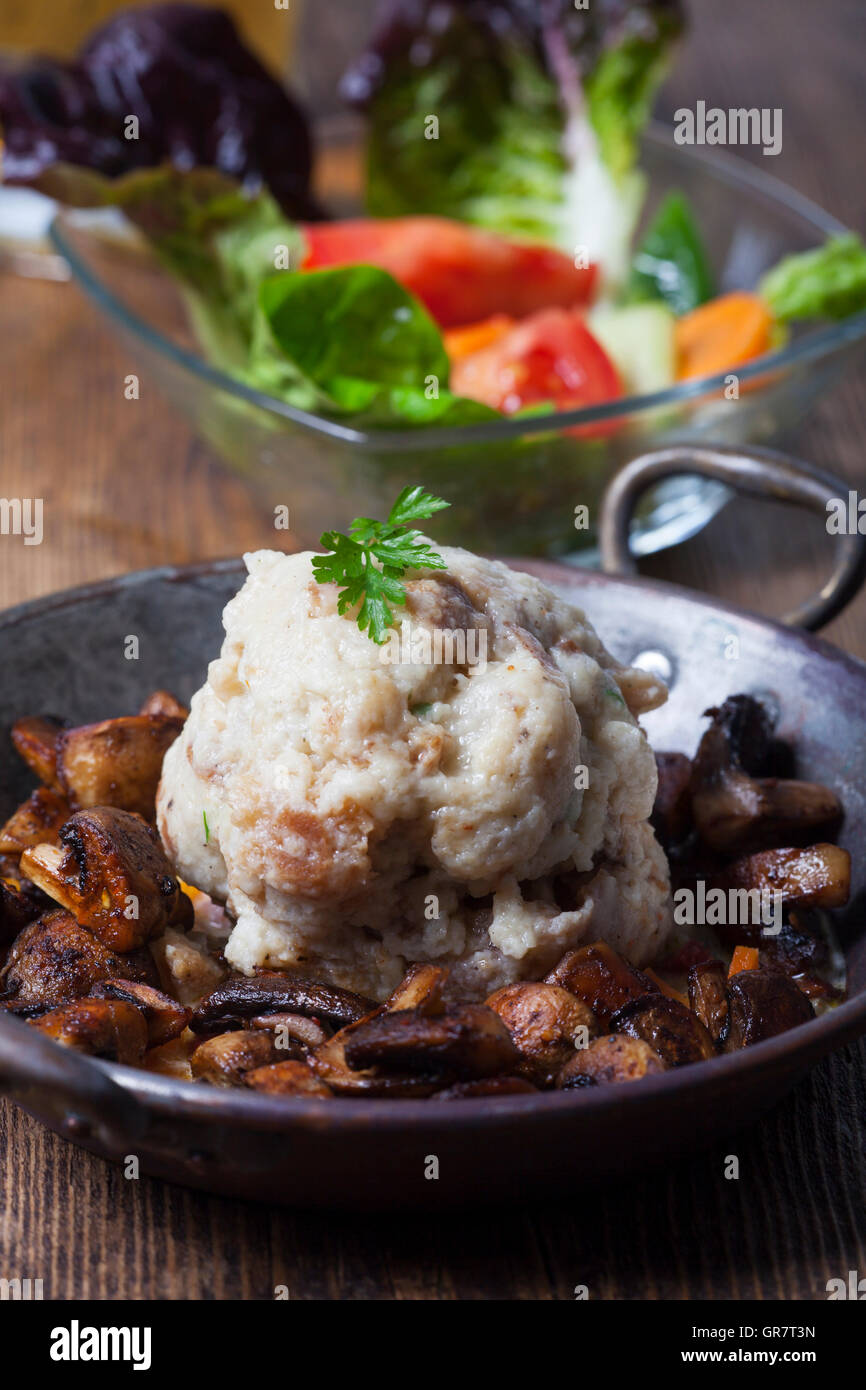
[2,0,865,556]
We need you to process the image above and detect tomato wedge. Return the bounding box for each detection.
[301,217,597,328]
[449,308,622,422]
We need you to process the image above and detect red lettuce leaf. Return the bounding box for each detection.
[0,2,320,218]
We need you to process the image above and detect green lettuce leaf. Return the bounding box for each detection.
[256,265,498,427]
[759,234,866,322]
[343,1,685,285]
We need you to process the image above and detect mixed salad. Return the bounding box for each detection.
[1,0,865,433]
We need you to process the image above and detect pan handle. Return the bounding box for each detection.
[0,1009,146,1152]
[598,444,866,631]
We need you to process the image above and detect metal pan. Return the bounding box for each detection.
[1,446,864,1210]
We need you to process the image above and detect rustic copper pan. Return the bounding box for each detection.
[1,447,864,1210]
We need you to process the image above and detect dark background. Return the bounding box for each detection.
[1,0,865,1298]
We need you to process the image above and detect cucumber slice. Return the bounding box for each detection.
[587,302,676,396]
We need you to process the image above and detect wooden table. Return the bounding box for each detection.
[1,0,864,1299]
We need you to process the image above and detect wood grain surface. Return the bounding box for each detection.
[1,0,865,1300]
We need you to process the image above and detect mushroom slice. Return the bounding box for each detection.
[693,776,843,857]
[758,916,838,999]
[0,787,72,854]
[433,1076,538,1099]
[249,1012,329,1051]
[614,996,716,1067]
[0,873,48,946]
[557,1034,666,1088]
[690,698,841,854]
[11,715,67,788]
[545,941,659,1026]
[0,999,53,1020]
[651,751,694,849]
[486,983,599,1087]
[383,963,448,1016]
[713,843,851,916]
[693,694,775,778]
[90,978,190,1047]
[725,968,814,1050]
[28,997,147,1065]
[244,1060,334,1098]
[21,807,193,951]
[144,1032,196,1080]
[190,971,374,1035]
[56,714,184,818]
[310,1027,444,1097]
[190,1029,280,1086]
[0,908,156,1005]
[150,927,226,1008]
[687,960,730,1047]
[343,1004,519,1078]
[138,690,189,720]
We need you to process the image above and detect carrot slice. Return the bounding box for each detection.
[644,967,689,1008]
[728,945,760,977]
[444,314,515,362]
[675,292,774,381]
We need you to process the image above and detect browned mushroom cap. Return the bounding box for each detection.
[383,963,448,1016]
[486,983,599,1087]
[138,691,189,721]
[687,960,730,1048]
[310,1027,445,1097]
[724,967,814,1050]
[190,1030,279,1086]
[0,787,72,854]
[89,978,190,1047]
[21,806,193,951]
[758,916,838,1000]
[651,751,694,849]
[343,1004,519,1078]
[244,1059,334,1098]
[190,971,374,1035]
[615,995,716,1067]
[28,997,148,1065]
[0,872,48,946]
[56,714,184,819]
[143,1032,196,1081]
[248,1013,329,1050]
[11,715,67,788]
[0,999,53,1020]
[433,1075,539,1099]
[712,844,851,916]
[690,698,841,855]
[545,941,659,1026]
[0,908,157,1005]
[557,1034,666,1088]
[693,695,774,778]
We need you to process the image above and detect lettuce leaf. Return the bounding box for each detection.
[80,167,304,376]
[343,0,685,285]
[0,3,319,218]
[759,234,866,323]
[256,265,498,427]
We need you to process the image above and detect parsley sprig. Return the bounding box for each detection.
[312,487,450,644]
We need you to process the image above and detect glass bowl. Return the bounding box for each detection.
[50,123,866,559]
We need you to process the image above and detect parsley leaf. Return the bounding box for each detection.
[312,487,450,643]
